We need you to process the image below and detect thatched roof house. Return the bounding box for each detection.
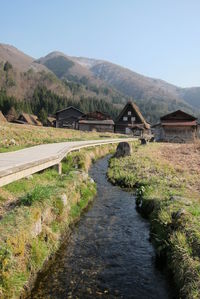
[115,101,150,135]
[78,111,114,132]
[6,107,18,122]
[153,110,198,143]
[16,113,42,126]
[0,111,7,122]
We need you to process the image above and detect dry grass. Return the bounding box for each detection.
[0,122,124,152]
[108,141,200,298]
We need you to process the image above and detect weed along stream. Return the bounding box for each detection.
[29,156,174,299]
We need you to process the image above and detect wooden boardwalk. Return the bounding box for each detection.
[0,138,135,187]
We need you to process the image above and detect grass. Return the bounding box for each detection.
[0,122,125,152]
[108,141,200,299]
[0,143,116,298]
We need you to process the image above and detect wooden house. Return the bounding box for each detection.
[115,101,150,135]
[153,110,198,142]
[16,113,42,126]
[56,106,84,129]
[78,111,114,132]
[0,111,7,122]
[47,116,56,127]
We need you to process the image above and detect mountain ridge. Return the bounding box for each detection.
[0,43,200,122]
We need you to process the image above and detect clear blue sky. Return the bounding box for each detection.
[1,0,200,87]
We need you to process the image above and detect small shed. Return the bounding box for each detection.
[115,101,150,136]
[78,111,114,132]
[56,106,84,129]
[154,110,198,143]
[0,111,7,122]
[16,113,42,126]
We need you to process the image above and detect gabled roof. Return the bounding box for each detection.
[162,121,197,127]
[47,116,56,123]
[0,111,7,122]
[80,111,112,121]
[116,101,150,129]
[160,110,197,121]
[79,119,114,125]
[6,107,17,122]
[56,106,84,115]
[19,113,42,126]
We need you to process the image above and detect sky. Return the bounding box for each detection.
[0,0,200,87]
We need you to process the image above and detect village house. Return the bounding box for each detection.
[115,101,150,136]
[56,106,84,129]
[153,110,198,143]
[15,113,42,126]
[0,111,7,122]
[78,111,114,132]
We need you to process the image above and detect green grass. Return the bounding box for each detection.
[20,185,55,206]
[0,143,115,299]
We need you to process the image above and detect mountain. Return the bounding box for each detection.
[0,43,200,123]
[72,57,200,121]
[0,44,73,100]
[179,87,200,109]
[36,51,95,83]
[0,44,126,120]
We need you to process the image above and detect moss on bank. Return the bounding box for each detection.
[108,142,200,299]
[0,144,116,298]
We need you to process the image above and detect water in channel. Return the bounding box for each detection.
[29,156,174,299]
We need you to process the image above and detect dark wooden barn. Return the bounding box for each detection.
[154,110,198,142]
[115,101,150,135]
[78,111,114,132]
[56,106,84,129]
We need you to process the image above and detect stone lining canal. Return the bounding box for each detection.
[29,156,174,298]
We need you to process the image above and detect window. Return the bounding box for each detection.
[128,111,131,115]
[123,116,128,121]
[131,117,136,122]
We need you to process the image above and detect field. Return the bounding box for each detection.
[108,141,200,299]
[0,122,124,152]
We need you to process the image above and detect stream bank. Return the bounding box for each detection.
[107,142,200,298]
[28,155,174,299]
[0,144,116,299]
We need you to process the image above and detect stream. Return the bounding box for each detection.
[29,156,175,298]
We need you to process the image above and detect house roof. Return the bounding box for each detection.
[19,113,42,126]
[0,111,7,122]
[151,123,161,128]
[56,106,84,115]
[47,116,56,123]
[116,101,150,129]
[78,119,114,125]
[160,110,197,121]
[162,121,197,127]
[6,107,17,122]
[80,111,113,121]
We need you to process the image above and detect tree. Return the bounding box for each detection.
[4,61,12,72]
[38,108,47,125]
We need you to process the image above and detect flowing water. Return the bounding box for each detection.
[29,156,175,299]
